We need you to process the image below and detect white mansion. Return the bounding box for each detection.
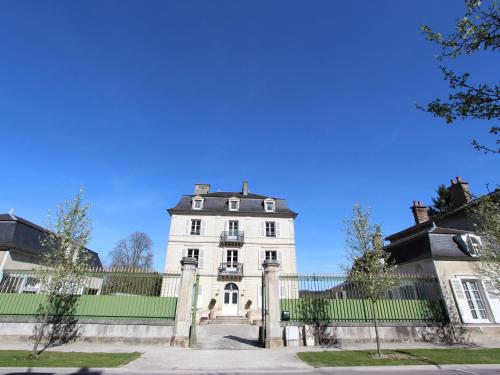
[163,182,298,320]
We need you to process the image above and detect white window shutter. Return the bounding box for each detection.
[184,219,190,235]
[260,221,265,237]
[198,249,205,269]
[276,222,281,238]
[182,248,187,259]
[224,220,228,232]
[482,280,500,323]
[200,220,205,236]
[277,251,283,269]
[450,278,475,323]
[258,251,265,270]
[258,285,262,308]
[197,283,203,308]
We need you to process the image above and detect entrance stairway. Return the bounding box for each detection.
[208,316,249,325]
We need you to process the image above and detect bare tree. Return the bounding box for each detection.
[110,231,153,270]
[344,204,397,358]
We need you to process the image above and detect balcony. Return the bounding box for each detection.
[218,262,244,281]
[219,231,244,247]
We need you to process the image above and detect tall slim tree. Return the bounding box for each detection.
[470,194,500,293]
[344,204,397,357]
[428,184,454,217]
[110,231,153,270]
[31,190,92,358]
[419,0,499,154]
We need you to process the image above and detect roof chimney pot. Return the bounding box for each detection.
[411,200,429,225]
[242,181,249,195]
[194,183,210,195]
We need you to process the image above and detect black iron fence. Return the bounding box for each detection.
[279,274,447,324]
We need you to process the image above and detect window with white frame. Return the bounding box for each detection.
[462,280,488,320]
[264,199,275,212]
[190,219,201,235]
[229,199,239,211]
[265,250,277,261]
[454,234,483,257]
[192,197,204,210]
[187,248,200,261]
[265,221,276,237]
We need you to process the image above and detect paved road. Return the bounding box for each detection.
[1,367,500,375]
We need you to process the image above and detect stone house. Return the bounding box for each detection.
[163,182,298,321]
[384,177,500,325]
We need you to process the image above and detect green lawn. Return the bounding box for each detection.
[0,350,141,368]
[298,348,500,367]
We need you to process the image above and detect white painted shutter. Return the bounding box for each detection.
[184,219,190,235]
[277,251,283,270]
[276,222,281,238]
[197,283,203,308]
[198,249,204,269]
[182,248,187,259]
[450,278,475,323]
[200,220,205,236]
[260,221,265,237]
[258,285,262,308]
[258,251,265,270]
[482,280,500,323]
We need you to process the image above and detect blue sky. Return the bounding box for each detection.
[0,1,498,273]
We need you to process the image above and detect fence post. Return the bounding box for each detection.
[263,259,283,348]
[170,257,198,348]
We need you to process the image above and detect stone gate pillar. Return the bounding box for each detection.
[263,259,283,348]
[170,257,198,347]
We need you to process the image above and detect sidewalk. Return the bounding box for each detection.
[1,341,500,372]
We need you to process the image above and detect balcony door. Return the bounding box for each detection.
[222,283,238,316]
[226,249,238,269]
[227,220,239,239]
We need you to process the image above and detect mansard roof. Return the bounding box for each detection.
[0,213,102,267]
[168,192,298,218]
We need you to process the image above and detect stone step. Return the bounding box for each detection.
[208,316,249,324]
[194,324,261,350]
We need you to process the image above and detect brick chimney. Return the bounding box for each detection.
[449,176,472,207]
[411,201,429,224]
[242,181,249,196]
[194,183,210,195]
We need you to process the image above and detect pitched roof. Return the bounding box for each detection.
[384,225,476,264]
[0,213,102,267]
[385,190,499,242]
[168,192,298,218]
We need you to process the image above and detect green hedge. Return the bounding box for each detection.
[280,298,446,323]
[0,293,177,320]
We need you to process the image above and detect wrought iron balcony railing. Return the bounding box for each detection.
[218,262,243,280]
[219,231,244,246]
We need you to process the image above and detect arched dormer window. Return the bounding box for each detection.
[228,197,240,211]
[454,234,482,257]
[264,198,275,212]
[192,196,204,210]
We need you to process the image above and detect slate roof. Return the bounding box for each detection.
[168,192,298,218]
[384,225,476,264]
[0,213,102,267]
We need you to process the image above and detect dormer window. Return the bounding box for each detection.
[264,198,275,212]
[454,234,482,257]
[229,198,240,211]
[192,197,204,210]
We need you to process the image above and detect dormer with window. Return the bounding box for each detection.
[192,196,204,210]
[264,198,275,212]
[228,197,240,212]
[454,234,483,257]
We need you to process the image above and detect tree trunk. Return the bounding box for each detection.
[32,308,49,358]
[372,300,382,357]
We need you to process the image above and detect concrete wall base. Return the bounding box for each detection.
[265,337,284,348]
[292,324,500,346]
[170,336,189,347]
[0,319,173,344]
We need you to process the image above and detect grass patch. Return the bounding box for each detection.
[298,348,500,367]
[0,350,141,368]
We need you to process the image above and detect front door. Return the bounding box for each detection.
[222,283,238,315]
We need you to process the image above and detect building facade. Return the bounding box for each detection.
[163,182,298,320]
[384,177,500,325]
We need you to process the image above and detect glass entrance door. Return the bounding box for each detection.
[222,283,238,315]
[226,250,238,269]
[228,221,239,239]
